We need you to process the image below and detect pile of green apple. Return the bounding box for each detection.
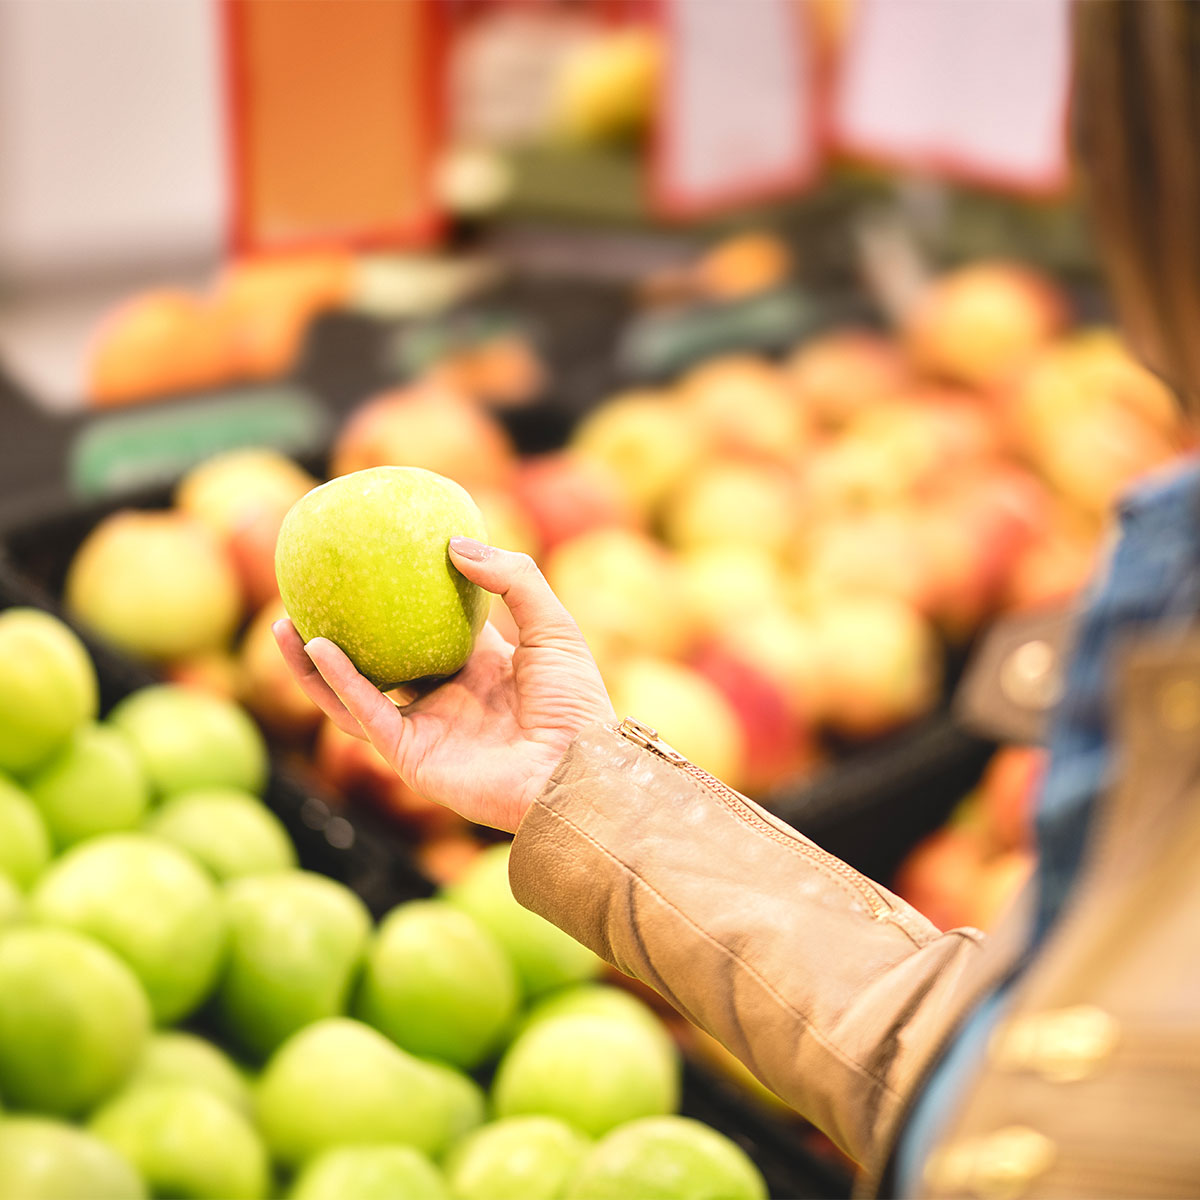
[0,605,768,1200]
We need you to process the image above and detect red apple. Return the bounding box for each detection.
[689,644,813,795]
[511,453,636,553]
[678,356,810,461]
[712,607,826,726]
[177,449,317,611]
[331,382,516,492]
[784,330,909,429]
[980,746,1047,853]
[892,826,988,931]
[1002,510,1100,612]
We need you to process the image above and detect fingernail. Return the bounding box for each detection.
[303,638,325,662]
[271,619,288,637]
[449,536,493,562]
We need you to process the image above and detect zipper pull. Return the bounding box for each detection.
[615,717,689,765]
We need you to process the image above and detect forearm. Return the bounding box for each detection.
[509,722,984,1164]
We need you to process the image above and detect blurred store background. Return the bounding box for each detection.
[0,2,1189,1197]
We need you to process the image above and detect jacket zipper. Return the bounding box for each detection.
[614,716,894,920]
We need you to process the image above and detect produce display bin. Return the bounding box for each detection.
[0,548,856,1200]
[0,476,996,893]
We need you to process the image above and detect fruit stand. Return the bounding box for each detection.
[0,2,1178,1196]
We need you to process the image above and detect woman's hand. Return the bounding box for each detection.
[272,537,616,833]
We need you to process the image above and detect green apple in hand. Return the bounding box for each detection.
[287,1145,450,1200]
[0,776,51,890]
[442,842,601,998]
[31,834,226,1024]
[445,1116,592,1200]
[274,466,490,688]
[0,1117,146,1200]
[91,1083,269,1200]
[256,1018,465,1168]
[0,927,151,1115]
[27,724,149,849]
[0,608,97,776]
[566,1116,767,1200]
[145,788,296,880]
[355,899,518,1069]
[108,685,267,798]
[216,871,371,1060]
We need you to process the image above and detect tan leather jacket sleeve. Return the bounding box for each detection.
[509,723,985,1168]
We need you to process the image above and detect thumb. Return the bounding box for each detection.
[449,537,588,652]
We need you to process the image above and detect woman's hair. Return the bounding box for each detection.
[1073,0,1200,403]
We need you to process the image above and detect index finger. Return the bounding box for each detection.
[302,636,412,764]
[272,619,365,739]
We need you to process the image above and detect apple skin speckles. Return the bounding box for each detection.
[275,467,490,690]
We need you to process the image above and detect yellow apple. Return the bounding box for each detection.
[678,546,785,637]
[570,390,710,518]
[66,512,241,661]
[604,655,745,789]
[678,356,808,461]
[661,459,800,557]
[331,382,516,492]
[238,601,322,740]
[810,594,942,738]
[903,261,1067,390]
[544,529,694,668]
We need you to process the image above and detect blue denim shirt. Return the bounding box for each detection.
[896,455,1200,1196]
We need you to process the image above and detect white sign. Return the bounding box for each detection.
[834,0,1072,192]
[654,0,820,217]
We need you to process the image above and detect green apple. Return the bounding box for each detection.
[256,1018,464,1168]
[287,1145,450,1200]
[518,984,671,1047]
[27,724,150,849]
[90,1083,270,1200]
[445,1116,591,1200]
[64,510,241,662]
[0,873,24,926]
[31,834,226,1024]
[0,776,51,890]
[145,788,296,880]
[0,927,150,1115]
[108,685,267,798]
[0,1117,146,1200]
[355,899,518,1069]
[493,1013,680,1138]
[275,466,490,689]
[442,843,601,998]
[566,1116,767,1200]
[216,871,371,1060]
[128,1031,253,1116]
[0,608,97,776]
[418,1058,486,1148]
